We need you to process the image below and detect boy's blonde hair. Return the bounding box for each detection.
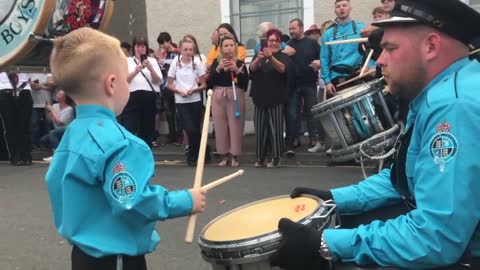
[50,28,123,97]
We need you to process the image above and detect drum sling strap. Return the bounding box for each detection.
[391,124,480,269]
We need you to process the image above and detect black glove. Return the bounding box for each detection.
[368,28,384,61]
[270,218,329,270]
[290,187,333,201]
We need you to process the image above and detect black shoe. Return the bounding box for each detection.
[11,160,26,166]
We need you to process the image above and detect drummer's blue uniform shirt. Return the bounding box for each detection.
[45,105,193,257]
[324,58,480,268]
[320,20,366,84]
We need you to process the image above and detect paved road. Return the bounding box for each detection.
[0,163,366,270]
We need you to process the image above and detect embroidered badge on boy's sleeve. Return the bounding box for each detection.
[109,162,137,209]
[429,121,458,173]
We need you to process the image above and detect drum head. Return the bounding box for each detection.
[201,195,319,242]
[0,0,55,70]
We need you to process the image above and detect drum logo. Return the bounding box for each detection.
[429,121,458,173]
[1,0,40,47]
[110,162,137,209]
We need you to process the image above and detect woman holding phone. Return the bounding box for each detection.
[209,36,248,167]
[249,29,289,168]
[124,35,163,148]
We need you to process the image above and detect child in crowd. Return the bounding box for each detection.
[45,28,206,270]
[167,39,207,166]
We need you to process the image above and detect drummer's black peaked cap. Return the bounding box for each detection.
[373,0,480,46]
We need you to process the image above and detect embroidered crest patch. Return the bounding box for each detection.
[429,121,458,172]
[110,162,137,208]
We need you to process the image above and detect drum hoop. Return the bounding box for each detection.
[0,0,56,70]
[314,91,380,118]
[198,195,325,249]
[99,0,114,31]
[312,79,384,115]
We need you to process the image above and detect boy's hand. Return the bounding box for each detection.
[189,188,207,214]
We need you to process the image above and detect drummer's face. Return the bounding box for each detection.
[335,1,351,20]
[377,27,427,100]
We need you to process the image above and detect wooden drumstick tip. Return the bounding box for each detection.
[238,169,244,175]
[207,89,213,96]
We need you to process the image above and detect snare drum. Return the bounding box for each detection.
[0,0,114,72]
[312,79,399,162]
[198,195,335,270]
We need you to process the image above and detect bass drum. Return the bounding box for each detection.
[0,0,115,72]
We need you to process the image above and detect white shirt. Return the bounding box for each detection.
[168,56,206,104]
[30,73,53,108]
[127,56,163,93]
[0,72,31,92]
[52,103,74,130]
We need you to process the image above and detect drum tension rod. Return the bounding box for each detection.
[28,33,55,44]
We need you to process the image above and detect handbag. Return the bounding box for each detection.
[133,57,165,112]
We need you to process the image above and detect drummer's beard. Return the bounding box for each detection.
[385,64,427,101]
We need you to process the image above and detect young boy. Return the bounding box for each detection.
[45,28,206,270]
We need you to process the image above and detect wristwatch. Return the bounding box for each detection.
[319,235,335,260]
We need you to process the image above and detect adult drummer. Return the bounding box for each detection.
[271,0,480,269]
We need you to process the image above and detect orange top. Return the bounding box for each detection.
[206,44,247,66]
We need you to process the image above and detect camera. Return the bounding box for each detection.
[140,54,148,62]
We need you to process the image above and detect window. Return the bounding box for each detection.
[230,0,304,51]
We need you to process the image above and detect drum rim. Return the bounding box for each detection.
[0,0,55,70]
[198,195,325,248]
[312,79,384,114]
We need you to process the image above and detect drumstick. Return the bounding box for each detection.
[359,49,374,77]
[470,48,480,55]
[230,71,241,118]
[325,37,368,46]
[336,69,376,88]
[184,89,213,243]
[202,170,244,191]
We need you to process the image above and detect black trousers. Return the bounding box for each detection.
[71,245,146,270]
[163,90,181,140]
[122,90,156,148]
[254,104,284,161]
[0,90,33,164]
[176,101,203,162]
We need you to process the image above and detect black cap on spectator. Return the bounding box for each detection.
[373,0,480,45]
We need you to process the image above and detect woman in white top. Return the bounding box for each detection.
[124,35,163,148]
[42,90,75,162]
[167,40,207,166]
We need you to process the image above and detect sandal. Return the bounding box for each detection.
[218,159,228,167]
[151,141,159,148]
[231,159,240,167]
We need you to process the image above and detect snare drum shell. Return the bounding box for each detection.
[198,195,331,266]
[312,79,393,149]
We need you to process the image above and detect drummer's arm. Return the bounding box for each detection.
[330,168,402,214]
[101,141,193,220]
[320,34,332,84]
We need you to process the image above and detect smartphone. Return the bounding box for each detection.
[260,38,268,50]
[140,54,148,62]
